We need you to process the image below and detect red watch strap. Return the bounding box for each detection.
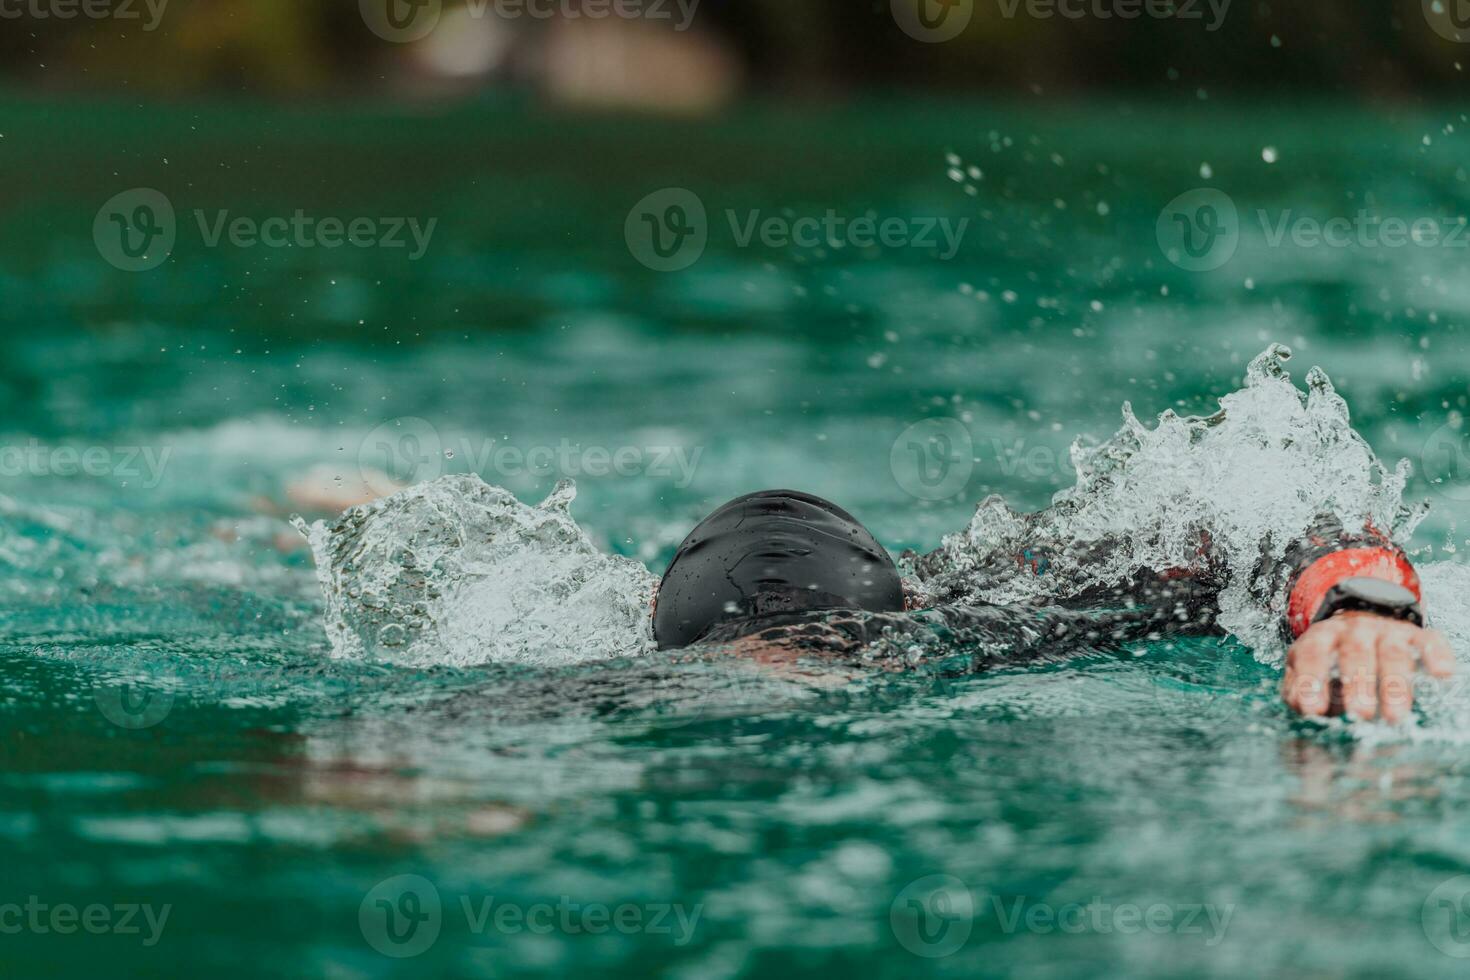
[1286,547,1421,639]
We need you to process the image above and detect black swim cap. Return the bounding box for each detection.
[653,490,904,650]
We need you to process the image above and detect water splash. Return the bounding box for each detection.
[915,345,1426,660]
[1390,561,1470,739]
[294,475,657,667]
[294,345,1455,710]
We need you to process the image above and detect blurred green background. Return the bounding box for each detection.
[5,6,1470,979]
[1,0,1467,100]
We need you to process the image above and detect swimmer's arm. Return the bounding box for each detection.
[910,517,1227,632]
[1043,517,1459,718]
[1273,517,1454,721]
[1109,517,1456,719]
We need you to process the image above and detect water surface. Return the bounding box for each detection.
[3,98,1470,978]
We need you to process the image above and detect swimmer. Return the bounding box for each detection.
[213,464,408,554]
[653,490,1455,723]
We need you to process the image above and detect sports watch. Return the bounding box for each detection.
[1311,576,1424,628]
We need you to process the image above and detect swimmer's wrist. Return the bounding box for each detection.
[1311,577,1423,629]
[1285,546,1421,639]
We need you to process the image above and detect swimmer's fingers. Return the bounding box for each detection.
[1284,619,1338,717]
[1336,626,1378,720]
[1380,622,1459,724]
[1376,626,1416,725]
[1418,628,1456,679]
[1285,615,1456,723]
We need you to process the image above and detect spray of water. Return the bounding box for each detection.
[296,346,1463,738]
[913,345,1425,660]
[294,475,656,667]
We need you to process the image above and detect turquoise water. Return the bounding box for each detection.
[4,98,1470,977]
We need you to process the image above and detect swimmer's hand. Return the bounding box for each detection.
[1282,612,1455,723]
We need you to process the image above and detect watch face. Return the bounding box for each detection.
[1339,577,1417,608]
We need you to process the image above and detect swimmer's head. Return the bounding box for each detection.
[652,490,904,650]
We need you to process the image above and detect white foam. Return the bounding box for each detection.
[917,345,1423,661]
[295,475,656,667]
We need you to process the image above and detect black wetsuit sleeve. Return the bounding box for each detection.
[913,512,1422,643]
[911,512,1226,632]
